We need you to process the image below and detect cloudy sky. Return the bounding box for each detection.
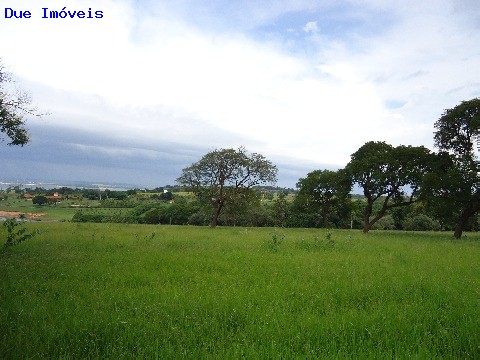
[1,0,479,188]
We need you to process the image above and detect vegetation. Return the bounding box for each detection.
[295,169,351,228]
[176,147,277,227]
[2,218,39,248]
[0,59,40,146]
[345,142,433,233]
[0,224,478,358]
[2,98,480,238]
[430,98,480,238]
[0,71,479,357]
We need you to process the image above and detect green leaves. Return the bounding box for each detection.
[176,147,277,227]
[295,169,351,228]
[428,98,480,237]
[3,218,40,248]
[345,141,432,232]
[434,98,480,159]
[0,61,36,146]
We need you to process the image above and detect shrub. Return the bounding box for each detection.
[32,195,48,206]
[3,219,40,248]
[72,212,106,223]
[403,214,441,231]
[372,215,396,230]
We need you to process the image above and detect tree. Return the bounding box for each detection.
[431,98,480,238]
[221,188,261,226]
[0,60,38,146]
[32,195,48,206]
[271,190,290,227]
[294,169,351,228]
[345,141,433,233]
[176,147,278,227]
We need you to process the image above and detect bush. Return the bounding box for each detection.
[372,215,396,230]
[188,212,211,226]
[141,208,163,224]
[32,195,48,206]
[139,203,201,225]
[403,214,441,231]
[3,219,40,248]
[72,212,106,223]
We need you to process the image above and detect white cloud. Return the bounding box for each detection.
[302,21,318,33]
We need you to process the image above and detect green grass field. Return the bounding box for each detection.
[1,224,479,358]
[0,197,92,221]
[0,197,135,222]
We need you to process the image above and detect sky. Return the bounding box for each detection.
[1,0,479,188]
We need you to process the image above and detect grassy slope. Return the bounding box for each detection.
[1,224,479,358]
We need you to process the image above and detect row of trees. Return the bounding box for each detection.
[177,98,480,238]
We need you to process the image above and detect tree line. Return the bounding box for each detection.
[176,98,480,238]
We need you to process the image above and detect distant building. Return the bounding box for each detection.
[45,192,63,203]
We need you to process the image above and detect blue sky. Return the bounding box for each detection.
[1,0,479,187]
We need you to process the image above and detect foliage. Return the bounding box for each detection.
[103,189,127,200]
[371,214,396,230]
[403,214,441,231]
[430,98,480,238]
[345,141,433,233]
[32,195,48,206]
[150,191,173,201]
[295,169,351,228]
[221,188,261,226]
[0,60,39,146]
[72,212,107,223]
[433,98,480,159]
[140,202,201,225]
[2,218,39,248]
[271,191,290,227]
[176,147,278,227]
[72,210,137,224]
[266,228,285,252]
[99,198,136,208]
[82,189,100,200]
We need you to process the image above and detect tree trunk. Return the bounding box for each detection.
[363,201,373,234]
[211,202,223,228]
[363,222,372,234]
[321,210,329,229]
[319,202,331,229]
[453,203,478,239]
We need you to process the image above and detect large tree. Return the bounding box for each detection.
[295,169,351,228]
[431,98,480,238]
[176,147,277,227]
[345,141,433,233]
[0,60,37,146]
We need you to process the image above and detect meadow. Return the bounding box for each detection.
[0,223,479,358]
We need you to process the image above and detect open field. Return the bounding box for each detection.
[0,197,133,222]
[1,224,479,357]
[0,197,93,221]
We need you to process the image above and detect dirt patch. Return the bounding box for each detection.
[0,211,46,220]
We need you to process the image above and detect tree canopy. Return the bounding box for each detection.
[0,60,37,146]
[345,141,433,233]
[430,98,480,238]
[176,147,278,227]
[295,169,351,228]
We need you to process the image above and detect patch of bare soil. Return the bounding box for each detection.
[0,211,46,220]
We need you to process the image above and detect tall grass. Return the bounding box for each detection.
[1,224,479,357]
